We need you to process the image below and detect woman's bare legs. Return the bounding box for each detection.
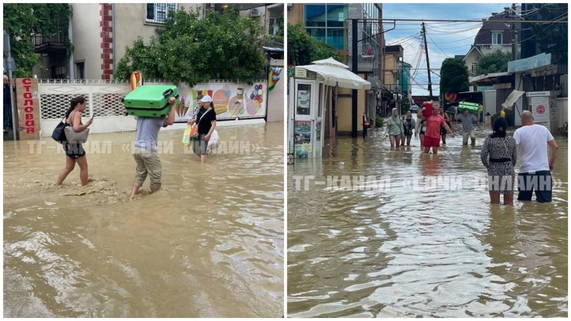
[56,157,76,185]
[76,156,89,186]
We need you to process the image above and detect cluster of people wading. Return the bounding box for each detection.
[384,101,559,205]
[55,95,217,199]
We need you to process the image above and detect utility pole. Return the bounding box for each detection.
[421,22,433,98]
[351,19,358,137]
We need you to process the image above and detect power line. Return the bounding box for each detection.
[353,17,567,24]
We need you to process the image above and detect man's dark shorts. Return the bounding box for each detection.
[517,171,552,203]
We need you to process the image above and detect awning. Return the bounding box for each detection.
[311,57,349,69]
[469,72,513,84]
[508,53,551,73]
[295,57,371,90]
[501,90,525,110]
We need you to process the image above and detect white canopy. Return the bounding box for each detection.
[295,57,371,90]
[311,57,350,69]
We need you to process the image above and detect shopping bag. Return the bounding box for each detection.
[182,125,192,145]
[64,126,89,143]
[207,130,219,150]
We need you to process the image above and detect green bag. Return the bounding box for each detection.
[123,85,179,117]
[458,101,479,114]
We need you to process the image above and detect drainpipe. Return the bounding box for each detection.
[68,12,75,79]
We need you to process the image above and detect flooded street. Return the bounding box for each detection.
[4,122,283,317]
[288,127,567,317]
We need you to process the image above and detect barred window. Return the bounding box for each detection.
[146,3,177,24]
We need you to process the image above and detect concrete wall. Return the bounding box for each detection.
[113,3,201,72]
[482,90,497,116]
[383,52,398,90]
[71,3,201,79]
[553,97,567,133]
[287,4,304,25]
[463,49,480,76]
[337,87,365,134]
[71,3,103,79]
[267,59,284,122]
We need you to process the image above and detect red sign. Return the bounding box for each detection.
[536,105,545,114]
[16,78,40,140]
[444,92,458,103]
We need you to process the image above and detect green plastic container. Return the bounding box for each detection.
[123,85,178,117]
[458,101,479,114]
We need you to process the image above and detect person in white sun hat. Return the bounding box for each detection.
[188,95,217,163]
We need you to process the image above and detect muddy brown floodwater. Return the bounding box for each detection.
[288,126,567,317]
[4,122,283,317]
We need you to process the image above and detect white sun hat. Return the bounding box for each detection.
[200,95,213,103]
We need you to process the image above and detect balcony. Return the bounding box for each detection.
[32,32,67,53]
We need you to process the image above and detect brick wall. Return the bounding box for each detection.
[99,3,113,80]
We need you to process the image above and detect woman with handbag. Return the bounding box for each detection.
[56,96,93,186]
[480,118,517,205]
[188,95,217,163]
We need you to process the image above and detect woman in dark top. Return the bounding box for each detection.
[188,95,217,163]
[56,96,93,186]
[480,118,517,205]
[403,111,416,146]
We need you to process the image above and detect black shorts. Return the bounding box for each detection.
[517,171,552,203]
[63,143,86,159]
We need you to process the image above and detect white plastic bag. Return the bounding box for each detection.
[207,130,219,150]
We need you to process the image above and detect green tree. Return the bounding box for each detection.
[476,50,511,75]
[3,3,71,77]
[525,3,568,64]
[115,9,267,85]
[287,24,341,66]
[439,58,469,94]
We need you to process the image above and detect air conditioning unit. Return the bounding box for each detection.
[250,8,261,17]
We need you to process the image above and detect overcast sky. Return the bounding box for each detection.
[382,3,511,97]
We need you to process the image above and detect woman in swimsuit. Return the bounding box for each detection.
[55,96,94,186]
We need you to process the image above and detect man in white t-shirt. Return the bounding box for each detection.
[513,111,559,202]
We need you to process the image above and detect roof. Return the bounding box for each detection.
[296,57,371,90]
[462,46,483,61]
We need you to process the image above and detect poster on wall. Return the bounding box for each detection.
[294,120,312,158]
[297,84,311,115]
[174,81,267,122]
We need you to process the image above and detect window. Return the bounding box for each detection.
[304,4,347,50]
[269,17,281,36]
[472,63,477,75]
[76,62,85,80]
[146,3,177,24]
[491,31,503,45]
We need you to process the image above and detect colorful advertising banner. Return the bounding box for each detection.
[174,81,267,122]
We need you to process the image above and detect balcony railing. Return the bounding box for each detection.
[32,32,67,53]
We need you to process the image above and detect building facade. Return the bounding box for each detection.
[68,3,201,80]
[462,5,521,77]
[287,3,384,134]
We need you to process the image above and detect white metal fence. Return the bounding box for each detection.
[37,79,268,137]
[38,79,150,136]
